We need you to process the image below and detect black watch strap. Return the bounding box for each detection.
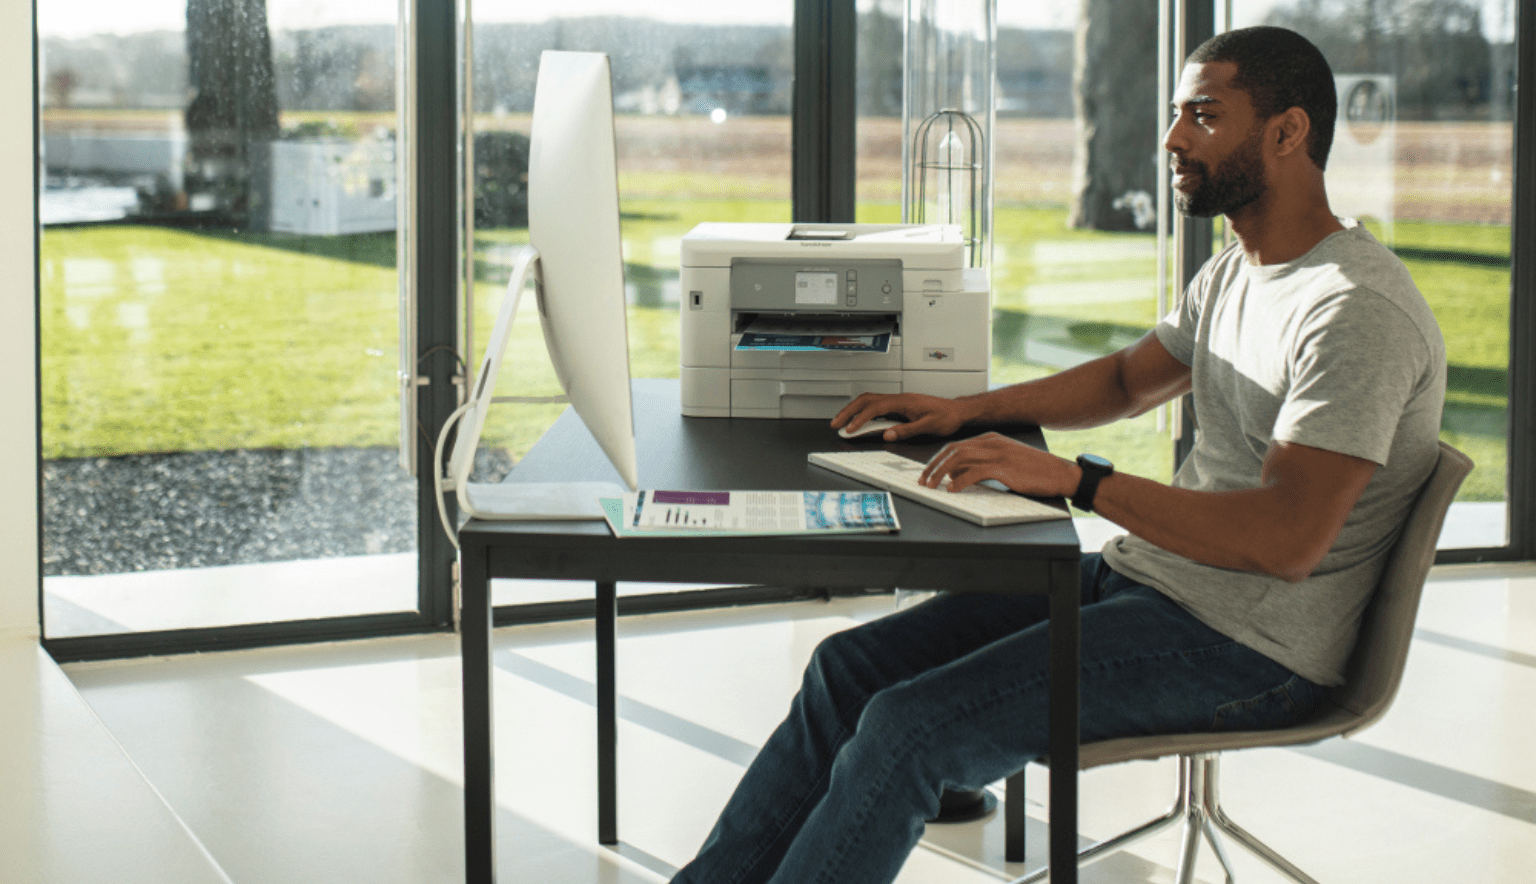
[1071,454,1114,513]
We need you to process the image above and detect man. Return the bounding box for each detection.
[671,26,1445,884]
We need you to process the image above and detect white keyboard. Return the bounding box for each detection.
[808,450,1069,527]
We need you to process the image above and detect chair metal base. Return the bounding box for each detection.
[1008,753,1322,884]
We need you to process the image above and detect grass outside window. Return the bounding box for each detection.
[40,203,1510,506]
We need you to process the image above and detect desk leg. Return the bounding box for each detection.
[462,543,496,884]
[596,581,618,845]
[1047,557,1080,884]
[1005,770,1026,863]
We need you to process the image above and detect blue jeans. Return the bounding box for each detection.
[671,554,1327,884]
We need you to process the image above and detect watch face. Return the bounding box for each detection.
[1080,454,1112,470]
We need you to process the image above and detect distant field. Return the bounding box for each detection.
[44,110,1515,223]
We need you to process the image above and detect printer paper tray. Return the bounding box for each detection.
[730,338,902,371]
[730,372,902,419]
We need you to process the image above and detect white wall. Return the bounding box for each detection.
[1,2,39,639]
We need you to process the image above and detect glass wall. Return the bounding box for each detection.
[35,0,1529,644]
[462,2,795,606]
[1231,0,1518,549]
[857,0,1174,549]
[861,0,1519,553]
[38,0,416,637]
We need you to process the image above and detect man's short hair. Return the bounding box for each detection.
[1189,26,1336,171]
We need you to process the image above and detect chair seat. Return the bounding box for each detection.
[1076,702,1360,769]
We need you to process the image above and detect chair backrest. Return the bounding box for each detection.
[1332,441,1473,735]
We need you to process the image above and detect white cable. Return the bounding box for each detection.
[434,400,476,551]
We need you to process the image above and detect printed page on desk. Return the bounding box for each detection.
[601,490,900,537]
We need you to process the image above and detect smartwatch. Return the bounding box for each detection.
[1071,454,1114,513]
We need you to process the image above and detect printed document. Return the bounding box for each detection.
[735,317,895,353]
[604,490,900,536]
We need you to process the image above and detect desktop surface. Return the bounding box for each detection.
[463,379,1080,574]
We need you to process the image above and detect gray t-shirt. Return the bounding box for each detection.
[1102,220,1446,686]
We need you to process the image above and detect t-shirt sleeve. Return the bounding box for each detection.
[1273,288,1433,465]
[1154,264,1209,366]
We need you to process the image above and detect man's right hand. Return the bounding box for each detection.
[830,392,972,442]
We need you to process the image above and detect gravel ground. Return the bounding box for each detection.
[42,447,510,576]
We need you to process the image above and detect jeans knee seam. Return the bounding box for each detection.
[811,670,1052,884]
[814,721,941,884]
[727,723,849,884]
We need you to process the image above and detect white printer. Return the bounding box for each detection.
[680,222,990,418]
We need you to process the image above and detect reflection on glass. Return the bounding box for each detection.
[39,0,415,636]
[860,0,1171,538]
[458,4,795,607]
[904,0,995,268]
[1234,0,1516,549]
[857,0,1515,552]
[464,5,794,466]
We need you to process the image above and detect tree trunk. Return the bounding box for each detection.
[1069,0,1160,232]
[185,0,280,228]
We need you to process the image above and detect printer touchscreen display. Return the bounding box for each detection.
[795,271,840,306]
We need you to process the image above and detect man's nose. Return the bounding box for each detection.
[1162,118,1185,155]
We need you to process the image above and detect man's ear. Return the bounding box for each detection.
[1271,106,1311,159]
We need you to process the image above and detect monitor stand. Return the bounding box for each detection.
[438,246,632,524]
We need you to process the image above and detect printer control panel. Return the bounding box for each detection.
[730,258,904,314]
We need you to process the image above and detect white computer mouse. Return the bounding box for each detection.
[837,417,904,440]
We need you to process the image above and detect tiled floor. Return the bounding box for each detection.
[65,562,1536,884]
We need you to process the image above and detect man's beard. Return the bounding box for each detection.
[1173,126,1267,218]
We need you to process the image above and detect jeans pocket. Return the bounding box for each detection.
[1209,675,1319,732]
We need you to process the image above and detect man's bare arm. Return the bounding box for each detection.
[837,331,1376,582]
[831,331,1191,441]
[924,433,1377,583]
[1088,441,1377,582]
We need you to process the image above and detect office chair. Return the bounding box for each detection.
[1003,440,1473,884]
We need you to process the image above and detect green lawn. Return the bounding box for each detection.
[39,203,1511,503]
[41,226,402,456]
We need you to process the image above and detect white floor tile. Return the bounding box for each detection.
[64,564,1536,884]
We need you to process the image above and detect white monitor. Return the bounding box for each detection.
[440,51,638,522]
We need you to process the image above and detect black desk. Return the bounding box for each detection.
[459,379,1082,883]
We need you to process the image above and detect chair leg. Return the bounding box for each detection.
[1203,756,1322,884]
[1173,754,1218,884]
[1006,756,1193,884]
[1172,804,1206,884]
[1183,754,1239,884]
[1199,813,1239,884]
[1007,752,1321,884]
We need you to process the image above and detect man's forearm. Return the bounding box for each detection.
[1087,472,1292,577]
[1086,442,1376,583]
[957,351,1149,431]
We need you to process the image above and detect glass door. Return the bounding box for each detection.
[39,0,418,640]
